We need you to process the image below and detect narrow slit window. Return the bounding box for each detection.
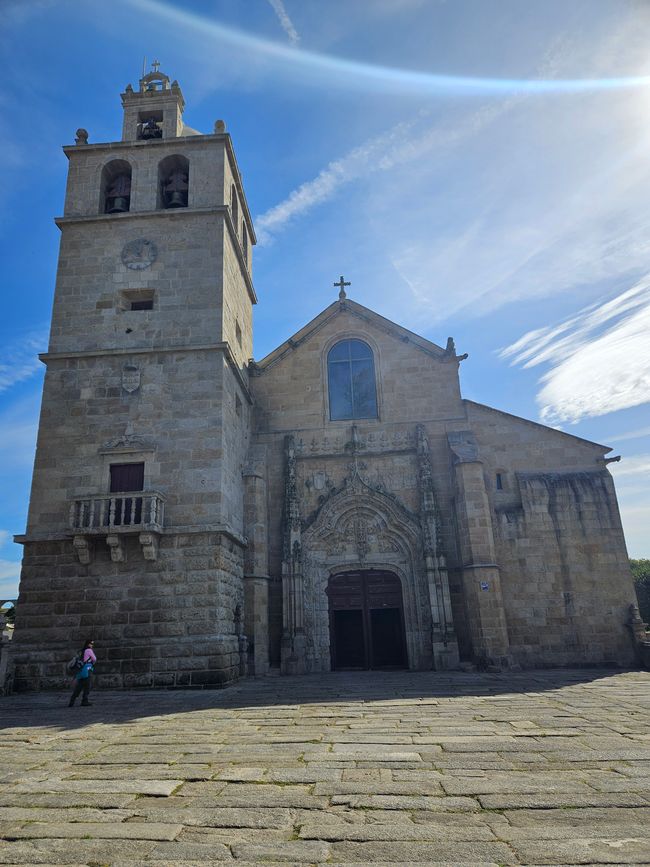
[231,184,239,229]
[496,472,504,491]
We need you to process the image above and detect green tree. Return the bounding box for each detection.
[631,559,650,624]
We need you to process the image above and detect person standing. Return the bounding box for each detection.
[68,639,96,707]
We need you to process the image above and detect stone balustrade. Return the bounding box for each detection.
[69,492,166,564]
[69,491,165,534]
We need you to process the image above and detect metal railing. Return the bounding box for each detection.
[69,491,165,534]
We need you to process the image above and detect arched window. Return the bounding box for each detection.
[101,159,131,214]
[241,220,248,262]
[327,339,378,420]
[158,154,189,209]
[230,184,239,230]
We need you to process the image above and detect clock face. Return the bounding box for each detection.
[121,238,158,270]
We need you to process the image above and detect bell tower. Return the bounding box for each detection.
[12,66,257,690]
[120,62,185,142]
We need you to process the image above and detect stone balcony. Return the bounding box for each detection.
[69,491,165,563]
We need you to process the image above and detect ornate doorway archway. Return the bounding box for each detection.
[328,570,407,670]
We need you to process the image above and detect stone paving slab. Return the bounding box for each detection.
[510,838,650,864]
[0,822,182,840]
[0,669,649,864]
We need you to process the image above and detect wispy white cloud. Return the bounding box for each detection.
[0,560,20,583]
[608,426,650,443]
[266,0,300,45]
[0,392,40,470]
[127,0,650,96]
[609,453,650,478]
[255,118,414,244]
[0,329,47,395]
[255,99,514,245]
[0,392,41,600]
[500,278,650,424]
[0,577,19,600]
[608,454,650,558]
[0,556,20,605]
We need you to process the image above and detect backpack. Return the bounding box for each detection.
[67,652,84,673]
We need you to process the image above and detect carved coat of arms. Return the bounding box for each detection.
[122,364,141,393]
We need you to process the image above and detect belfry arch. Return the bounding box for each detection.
[100,159,132,214]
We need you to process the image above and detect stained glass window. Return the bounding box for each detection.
[327,339,378,420]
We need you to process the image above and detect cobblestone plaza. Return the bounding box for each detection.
[1,669,649,864]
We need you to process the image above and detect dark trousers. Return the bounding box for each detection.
[69,675,91,705]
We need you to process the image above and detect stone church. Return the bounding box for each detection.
[11,69,639,690]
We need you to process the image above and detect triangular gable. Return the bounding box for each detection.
[465,399,613,454]
[253,298,448,372]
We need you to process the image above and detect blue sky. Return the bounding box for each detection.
[1,0,649,599]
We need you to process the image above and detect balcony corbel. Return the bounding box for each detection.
[72,535,92,565]
[106,534,125,562]
[139,532,159,561]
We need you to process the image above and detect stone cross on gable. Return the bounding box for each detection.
[334,275,350,300]
[151,59,161,73]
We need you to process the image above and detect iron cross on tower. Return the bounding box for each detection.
[334,275,350,300]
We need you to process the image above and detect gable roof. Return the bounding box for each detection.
[465,400,613,454]
[253,297,449,372]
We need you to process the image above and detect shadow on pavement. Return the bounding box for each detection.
[1,667,644,733]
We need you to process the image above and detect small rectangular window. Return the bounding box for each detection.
[235,394,242,417]
[496,473,503,491]
[235,320,242,347]
[119,289,155,311]
[110,462,144,493]
[131,299,154,311]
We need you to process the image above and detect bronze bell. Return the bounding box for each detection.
[107,196,129,213]
[141,118,162,139]
[166,190,186,208]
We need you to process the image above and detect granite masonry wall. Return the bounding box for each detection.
[13,105,255,689]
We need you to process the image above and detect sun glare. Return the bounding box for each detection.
[128,0,650,96]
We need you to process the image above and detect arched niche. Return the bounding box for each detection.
[101,159,132,214]
[158,154,189,209]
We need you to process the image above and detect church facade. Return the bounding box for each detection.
[11,70,638,690]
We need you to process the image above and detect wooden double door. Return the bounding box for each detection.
[328,570,407,670]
